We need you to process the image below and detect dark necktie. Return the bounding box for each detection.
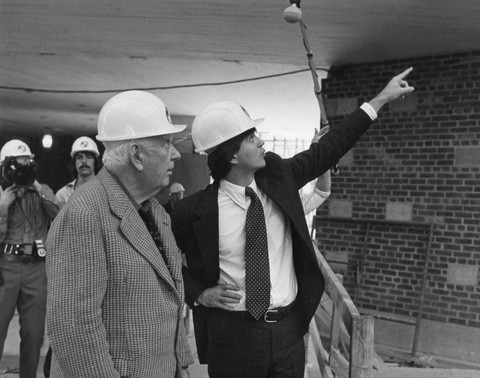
[245,187,270,320]
[138,206,170,270]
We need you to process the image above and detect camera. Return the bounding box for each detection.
[1,156,36,187]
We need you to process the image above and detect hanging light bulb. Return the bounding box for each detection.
[42,134,53,148]
[283,3,302,23]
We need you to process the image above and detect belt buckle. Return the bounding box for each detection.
[3,244,15,255]
[20,255,34,264]
[264,309,278,323]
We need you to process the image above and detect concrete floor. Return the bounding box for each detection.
[0,313,208,378]
[2,312,480,377]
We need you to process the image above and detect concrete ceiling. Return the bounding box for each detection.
[1,0,480,141]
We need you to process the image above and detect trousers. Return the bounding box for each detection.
[0,257,47,378]
[207,307,305,378]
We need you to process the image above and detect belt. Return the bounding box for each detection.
[1,243,34,255]
[218,300,297,323]
[0,243,45,261]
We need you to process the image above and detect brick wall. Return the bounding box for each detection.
[315,51,480,327]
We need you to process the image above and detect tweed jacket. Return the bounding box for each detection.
[172,108,373,363]
[46,169,193,378]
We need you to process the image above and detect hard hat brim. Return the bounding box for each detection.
[194,118,264,153]
[96,123,187,142]
[70,150,100,158]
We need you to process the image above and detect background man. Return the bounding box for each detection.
[301,126,332,215]
[46,91,193,377]
[44,136,102,377]
[0,139,59,378]
[163,182,185,215]
[171,68,414,377]
[55,136,101,209]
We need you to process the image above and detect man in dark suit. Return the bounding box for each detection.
[172,68,414,377]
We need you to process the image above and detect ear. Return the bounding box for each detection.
[230,153,238,165]
[129,143,144,172]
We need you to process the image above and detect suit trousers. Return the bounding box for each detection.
[0,257,47,378]
[207,307,305,378]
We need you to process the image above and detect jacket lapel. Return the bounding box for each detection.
[99,170,177,291]
[192,184,220,282]
[256,166,311,247]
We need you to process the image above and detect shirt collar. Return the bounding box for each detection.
[219,178,259,209]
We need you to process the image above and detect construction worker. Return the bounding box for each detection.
[171,68,414,377]
[43,136,102,377]
[55,136,101,209]
[0,139,59,378]
[163,182,185,214]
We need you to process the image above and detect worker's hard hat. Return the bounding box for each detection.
[71,136,100,158]
[192,101,264,153]
[96,91,186,142]
[169,182,185,194]
[0,140,34,163]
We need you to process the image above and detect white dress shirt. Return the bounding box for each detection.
[217,179,297,311]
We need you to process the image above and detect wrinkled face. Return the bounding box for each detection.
[232,131,266,173]
[140,135,181,192]
[74,152,96,178]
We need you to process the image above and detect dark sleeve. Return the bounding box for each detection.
[38,184,60,220]
[283,108,372,189]
[171,205,209,308]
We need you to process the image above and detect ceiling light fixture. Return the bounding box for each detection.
[42,134,53,148]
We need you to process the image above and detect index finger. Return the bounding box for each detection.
[396,67,413,80]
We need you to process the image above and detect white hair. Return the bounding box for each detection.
[101,138,158,169]
[101,141,131,168]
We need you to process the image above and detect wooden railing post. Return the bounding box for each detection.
[350,315,374,378]
[310,245,376,378]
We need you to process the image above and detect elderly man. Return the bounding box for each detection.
[0,139,59,378]
[55,136,102,209]
[171,68,414,377]
[46,91,193,377]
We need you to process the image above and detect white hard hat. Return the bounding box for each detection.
[0,140,34,163]
[192,101,264,153]
[71,136,100,158]
[96,91,186,142]
[169,182,185,194]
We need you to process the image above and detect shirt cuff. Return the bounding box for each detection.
[360,102,378,121]
[314,188,331,198]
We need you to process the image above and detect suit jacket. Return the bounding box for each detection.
[172,108,372,363]
[46,169,193,378]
